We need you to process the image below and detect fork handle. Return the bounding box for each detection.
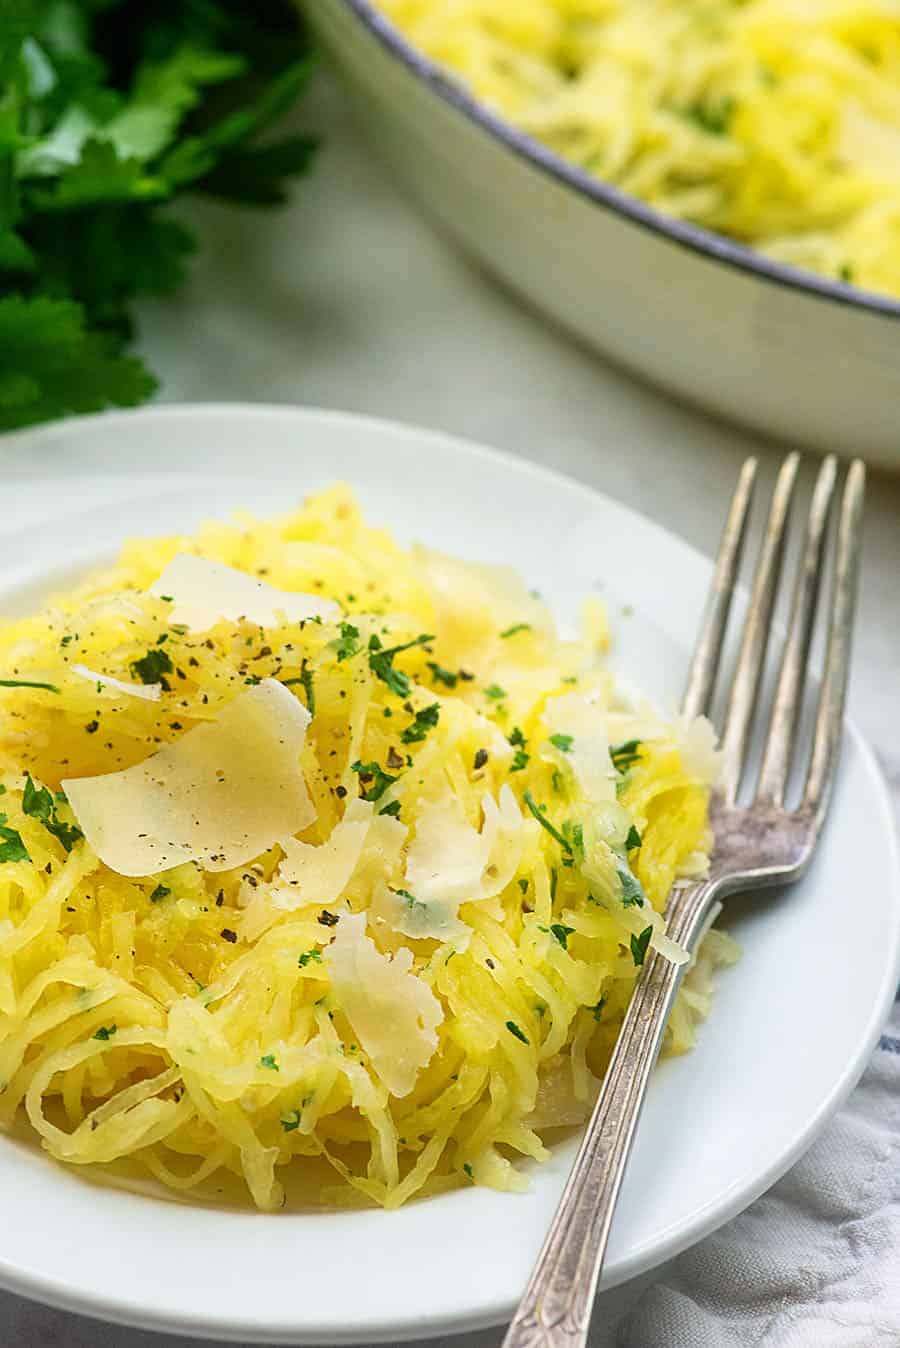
[502,879,718,1348]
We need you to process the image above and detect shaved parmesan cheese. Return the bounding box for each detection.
[150,555,340,630]
[71,663,161,702]
[63,679,315,877]
[543,692,617,805]
[380,786,525,942]
[414,546,553,650]
[324,913,442,1097]
[271,799,373,910]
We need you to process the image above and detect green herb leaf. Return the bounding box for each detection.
[549,923,575,950]
[610,740,642,774]
[259,1054,279,1071]
[281,1110,301,1132]
[93,1024,117,1041]
[617,862,646,909]
[351,760,398,803]
[130,647,173,687]
[297,949,323,968]
[625,825,642,851]
[149,884,170,903]
[500,623,531,638]
[522,790,572,853]
[22,775,84,852]
[549,733,573,752]
[332,622,361,661]
[368,633,433,697]
[0,816,30,864]
[506,1020,530,1045]
[589,996,607,1021]
[400,702,440,744]
[378,800,402,818]
[630,926,653,967]
[510,749,530,772]
[426,661,458,688]
[484,683,506,701]
[0,677,60,693]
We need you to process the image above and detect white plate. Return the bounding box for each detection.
[1,404,897,1345]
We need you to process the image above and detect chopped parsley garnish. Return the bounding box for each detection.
[506,1020,529,1045]
[351,760,398,802]
[630,926,653,967]
[426,661,458,688]
[0,677,60,693]
[561,821,585,863]
[400,702,440,744]
[297,949,323,968]
[549,733,573,752]
[379,800,402,818]
[625,825,642,851]
[500,623,531,638]
[332,622,361,661]
[522,790,572,853]
[368,633,433,697]
[394,887,427,913]
[484,683,506,701]
[0,817,29,863]
[618,863,646,909]
[130,647,173,688]
[149,884,171,903]
[511,749,530,772]
[589,996,607,1022]
[463,1162,474,1179]
[838,264,854,284]
[518,878,529,895]
[22,775,83,852]
[93,1024,117,1041]
[259,1054,279,1071]
[610,740,642,774]
[298,662,316,715]
[281,1110,301,1133]
[549,923,575,950]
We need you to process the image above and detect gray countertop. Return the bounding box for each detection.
[4,72,898,1348]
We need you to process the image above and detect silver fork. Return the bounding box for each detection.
[503,452,866,1348]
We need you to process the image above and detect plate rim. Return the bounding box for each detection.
[0,402,897,1344]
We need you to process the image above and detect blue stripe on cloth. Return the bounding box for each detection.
[879,1034,900,1054]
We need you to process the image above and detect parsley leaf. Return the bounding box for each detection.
[506,1020,530,1045]
[297,949,322,968]
[589,996,607,1022]
[549,733,573,752]
[484,683,506,701]
[400,702,440,744]
[332,622,361,661]
[0,816,29,864]
[617,862,647,909]
[0,7,316,431]
[149,884,170,903]
[378,799,402,818]
[426,661,458,688]
[93,1025,117,1041]
[23,775,84,852]
[611,740,642,774]
[259,1054,279,1071]
[0,676,60,693]
[130,646,172,687]
[367,633,433,697]
[549,923,575,950]
[630,926,653,967]
[625,825,642,851]
[351,760,398,803]
[522,790,572,853]
[500,623,531,638]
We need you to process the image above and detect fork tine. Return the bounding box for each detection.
[682,457,757,720]
[756,455,838,805]
[719,452,800,803]
[803,459,866,822]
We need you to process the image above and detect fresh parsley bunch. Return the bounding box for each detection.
[0,0,317,431]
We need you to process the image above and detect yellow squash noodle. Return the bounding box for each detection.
[0,486,737,1209]
[379,0,900,298]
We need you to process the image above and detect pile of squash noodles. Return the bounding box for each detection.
[0,486,737,1211]
[380,0,900,299]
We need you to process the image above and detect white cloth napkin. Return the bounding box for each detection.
[609,991,900,1348]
